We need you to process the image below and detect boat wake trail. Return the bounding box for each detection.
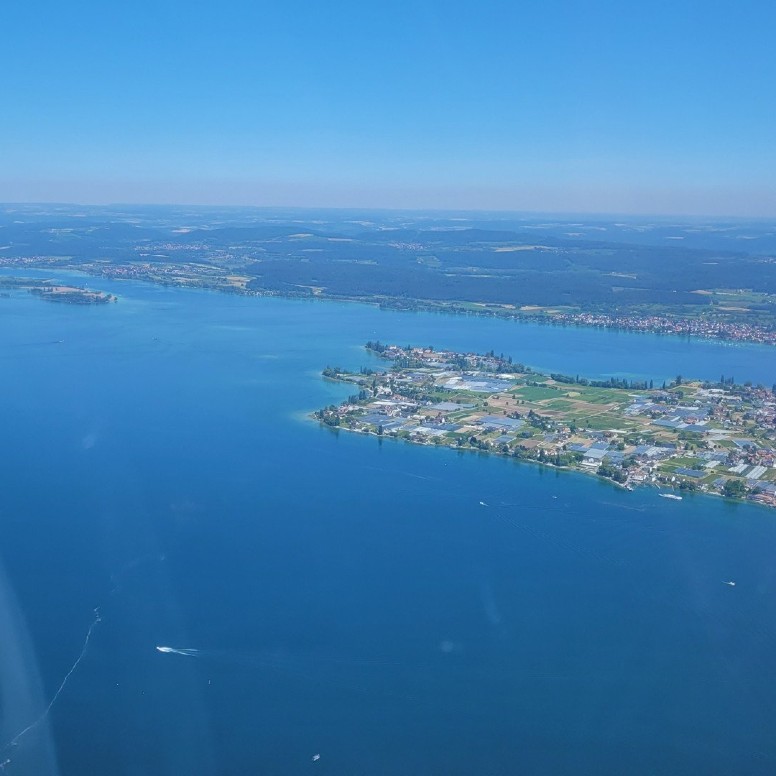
[155,646,201,657]
[153,646,414,701]
[3,607,102,754]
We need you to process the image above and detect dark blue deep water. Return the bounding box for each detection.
[1,272,775,775]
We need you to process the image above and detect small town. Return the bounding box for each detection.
[317,342,776,508]
[548,309,776,346]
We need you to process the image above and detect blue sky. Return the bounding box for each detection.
[2,0,775,215]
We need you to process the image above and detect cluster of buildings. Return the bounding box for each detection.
[320,344,776,508]
[0,255,251,294]
[547,311,776,346]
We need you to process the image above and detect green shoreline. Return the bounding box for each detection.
[0,277,116,304]
[1,258,774,345]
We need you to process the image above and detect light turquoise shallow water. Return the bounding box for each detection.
[1,273,775,775]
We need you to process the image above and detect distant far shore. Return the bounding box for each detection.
[1,255,774,346]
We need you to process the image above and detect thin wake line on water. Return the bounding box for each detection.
[154,645,419,703]
[2,608,102,755]
[1,552,165,764]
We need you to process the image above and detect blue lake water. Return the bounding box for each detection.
[1,274,775,775]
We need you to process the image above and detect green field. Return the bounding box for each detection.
[543,399,577,411]
[512,385,563,401]
[581,414,630,431]
[666,456,705,468]
[572,387,630,405]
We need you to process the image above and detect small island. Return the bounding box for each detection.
[316,343,776,508]
[0,278,117,305]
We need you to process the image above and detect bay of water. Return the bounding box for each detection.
[1,274,775,775]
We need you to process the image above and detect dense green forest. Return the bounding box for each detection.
[2,204,775,319]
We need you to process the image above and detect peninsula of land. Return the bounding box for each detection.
[0,277,117,304]
[317,343,776,507]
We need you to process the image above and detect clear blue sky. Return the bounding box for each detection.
[2,0,775,215]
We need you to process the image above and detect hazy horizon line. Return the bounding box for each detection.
[2,200,775,222]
